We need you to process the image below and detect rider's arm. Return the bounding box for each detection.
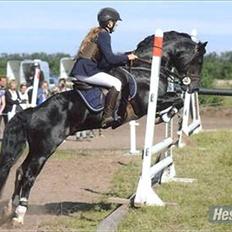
[97,31,129,65]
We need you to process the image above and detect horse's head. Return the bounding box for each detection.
[166,34,207,93]
[134,31,207,93]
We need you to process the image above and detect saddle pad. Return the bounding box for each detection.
[119,67,137,99]
[75,70,137,112]
[76,87,105,112]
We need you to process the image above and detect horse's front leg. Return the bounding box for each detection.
[157,96,184,123]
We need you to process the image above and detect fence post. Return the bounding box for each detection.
[129,120,139,155]
[134,29,164,206]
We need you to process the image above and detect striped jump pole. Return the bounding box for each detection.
[134,29,165,206]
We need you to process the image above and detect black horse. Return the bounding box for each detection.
[0,31,207,224]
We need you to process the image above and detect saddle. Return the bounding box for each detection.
[72,68,138,126]
[72,79,98,90]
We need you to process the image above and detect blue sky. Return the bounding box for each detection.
[0,1,232,55]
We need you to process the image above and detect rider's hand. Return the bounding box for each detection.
[128,53,138,60]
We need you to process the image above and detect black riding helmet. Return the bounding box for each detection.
[97,7,122,30]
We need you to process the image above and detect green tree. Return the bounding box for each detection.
[0,52,70,76]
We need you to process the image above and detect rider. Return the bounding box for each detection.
[70,7,137,128]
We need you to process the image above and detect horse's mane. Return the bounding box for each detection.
[135,31,192,54]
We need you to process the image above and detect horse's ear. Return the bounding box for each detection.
[197,41,207,53]
[198,41,207,48]
[202,41,208,47]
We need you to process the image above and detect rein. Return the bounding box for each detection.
[134,55,200,87]
[136,57,152,65]
[130,57,182,85]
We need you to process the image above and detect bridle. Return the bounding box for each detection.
[136,57,152,65]
[130,57,182,86]
[131,46,202,87]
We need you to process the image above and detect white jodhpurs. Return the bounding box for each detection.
[77,72,122,91]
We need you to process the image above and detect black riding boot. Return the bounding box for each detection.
[101,87,120,128]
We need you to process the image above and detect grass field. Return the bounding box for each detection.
[117,130,232,232]
[39,130,232,232]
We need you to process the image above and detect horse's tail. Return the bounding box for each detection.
[0,112,27,196]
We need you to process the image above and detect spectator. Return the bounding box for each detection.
[0,76,8,90]
[0,76,8,124]
[0,76,7,115]
[51,78,70,94]
[58,78,70,92]
[0,76,7,137]
[0,86,6,115]
[19,83,29,110]
[37,81,51,105]
[5,80,22,122]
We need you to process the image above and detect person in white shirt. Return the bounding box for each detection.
[5,80,22,122]
[19,83,29,110]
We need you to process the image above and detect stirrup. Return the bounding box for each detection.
[111,116,123,129]
[101,114,122,129]
[101,116,114,129]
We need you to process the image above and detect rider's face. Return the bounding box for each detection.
[20,85,27,94]
[0,78,7,88]
[113,21,118,31]
[107,20,118,32]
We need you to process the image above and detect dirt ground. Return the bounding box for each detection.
[59,106,232,150]
[0,107,231,230]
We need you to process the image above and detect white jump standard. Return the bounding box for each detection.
[177,91,202,148]
[134,29,195,206]
[134,29,167,206]
[129,120,140,155]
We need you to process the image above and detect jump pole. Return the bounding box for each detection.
[134,29,165,206]
[199,87,232,96]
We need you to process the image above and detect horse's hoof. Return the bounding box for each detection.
[11,205,27,226]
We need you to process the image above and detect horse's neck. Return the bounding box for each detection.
[129,64,169,116]
[130,76,150,118]
[136,36,184,69]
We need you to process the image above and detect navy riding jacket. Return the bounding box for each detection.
[70,30,129,77]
